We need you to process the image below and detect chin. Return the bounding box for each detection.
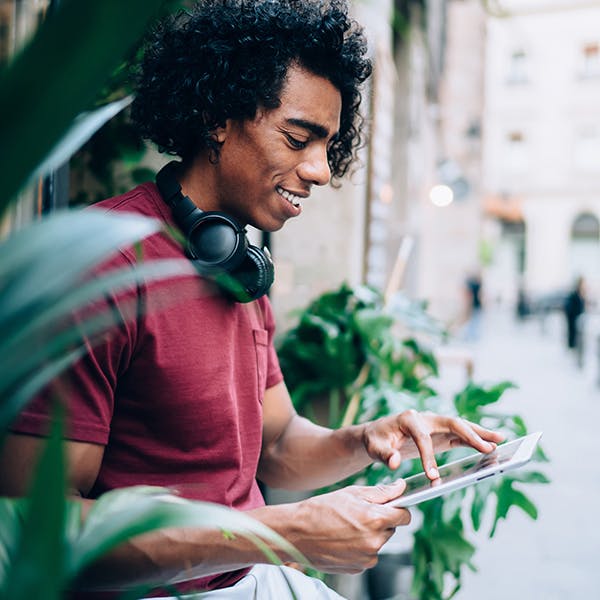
[266,221,286,233]
[251,217,287,233]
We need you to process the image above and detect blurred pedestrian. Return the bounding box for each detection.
[564,276,586,351]
[463,272,483,341]
[516,286,530,321]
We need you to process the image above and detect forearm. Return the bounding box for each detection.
[258,414,372,490]
[76,501,297,591]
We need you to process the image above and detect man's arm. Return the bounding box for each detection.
[0,432,412,589]
[0,433,271,588]
[258,381,505,491]
[257,382,373,490]
[0,433,104,498]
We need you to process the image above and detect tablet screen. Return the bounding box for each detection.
[400,437,524,497]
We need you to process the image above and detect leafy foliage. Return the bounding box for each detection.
[0,1,299,597]
[278,283,445,425]
[277,283,550,600]
[0,210,194,435]
[0,0,171,210]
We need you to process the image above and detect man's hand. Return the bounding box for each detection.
[362,410,505,479]
[282,481,410,574]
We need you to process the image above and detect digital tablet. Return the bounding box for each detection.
[385,431,543,508]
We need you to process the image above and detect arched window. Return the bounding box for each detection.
[571,212,600,240]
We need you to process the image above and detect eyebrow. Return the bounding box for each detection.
[286,118,338,141]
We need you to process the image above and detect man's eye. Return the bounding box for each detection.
[286,134,307,149]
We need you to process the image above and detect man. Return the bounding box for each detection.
[1,1,504,598]
[564,276,585,353]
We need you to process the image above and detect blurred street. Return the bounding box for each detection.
[445,307,600,600]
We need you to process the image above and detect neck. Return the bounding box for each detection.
[178,154,220,212]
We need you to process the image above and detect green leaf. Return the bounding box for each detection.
[32,96,133,181]
[510,414,528,437]
[470,481,494,531]
[276,282,548,600]
[0,210,160,314]
[0,211,192,429]
[489,479,540,537]
[69,486,306,578]
[131,167,157,185]
[0,0,166,211]
[534,445,551,463]
[0,498,25,585]
[387,292,447,338]
[1,403,66,600]
[454,381,517,421]
[352,309,394,341]
[2,258,191,395]
[508,470,550,485]
[0,346,86,437]
[510,489,538,520]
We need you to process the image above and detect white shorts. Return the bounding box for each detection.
[152,564,347,599]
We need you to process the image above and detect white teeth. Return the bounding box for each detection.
[277,186,302,208]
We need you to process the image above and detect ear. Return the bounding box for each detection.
[212,119,233,144]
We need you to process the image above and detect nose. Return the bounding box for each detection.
[298,145,331,187]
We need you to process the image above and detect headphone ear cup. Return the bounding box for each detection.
[187,214,248,271]
[229,245,275,302]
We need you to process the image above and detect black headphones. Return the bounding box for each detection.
[155,161,274,303]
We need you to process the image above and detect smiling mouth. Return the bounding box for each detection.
[276,186,303,208]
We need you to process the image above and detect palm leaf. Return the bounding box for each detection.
[1,210,161,313]
[0,0,166,212]
[0,210,192,430]
[32,96,133,182]
[69,486,306,579]
[0,403,67,600]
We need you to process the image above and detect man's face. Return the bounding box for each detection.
[212,64,342,232]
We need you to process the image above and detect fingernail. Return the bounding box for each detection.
[428,467,439,478]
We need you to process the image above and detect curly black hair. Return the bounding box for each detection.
[131,0,372,181]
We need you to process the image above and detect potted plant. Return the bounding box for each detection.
[277,282,549,600]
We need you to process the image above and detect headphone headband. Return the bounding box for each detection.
[155,161,185,207]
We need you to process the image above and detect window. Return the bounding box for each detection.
[573,127,600,172]
[505,131,528,172]
[507,49,528,84]
[570,213,600,284]
[572,213,600,240]
[581,42,600,79]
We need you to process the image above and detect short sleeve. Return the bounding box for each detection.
[11,250,140,445]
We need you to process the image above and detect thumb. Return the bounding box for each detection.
[358,480,407,504]
[367,436,402,470]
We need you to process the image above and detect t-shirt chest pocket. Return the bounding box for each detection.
[252,328,268,402]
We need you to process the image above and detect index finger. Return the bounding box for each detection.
[400,412,439,480]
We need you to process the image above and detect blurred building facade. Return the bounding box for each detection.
[275,0,600,327]
[272,0,488,327]
[412,0,487,323]
[482,0,600,305]
[270,0,396,325]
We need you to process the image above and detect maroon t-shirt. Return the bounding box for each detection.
[12,183,283,594]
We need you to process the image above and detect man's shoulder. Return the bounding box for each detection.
[88,182,179,265]
[91,182,170,222]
